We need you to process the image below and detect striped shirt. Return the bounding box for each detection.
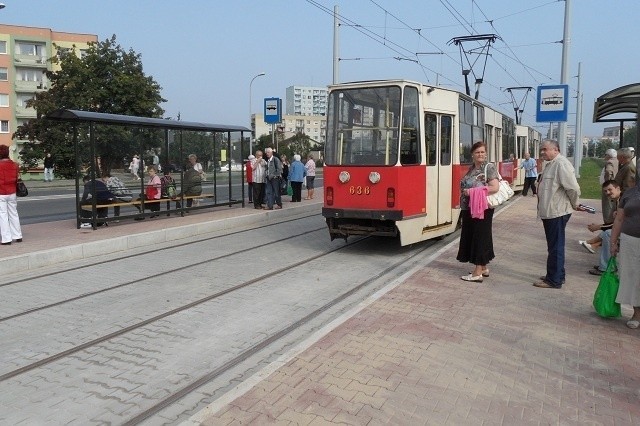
[252,158,266,183]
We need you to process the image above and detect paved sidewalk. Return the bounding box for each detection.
[188,196,640,425]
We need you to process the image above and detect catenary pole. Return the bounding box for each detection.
[558,0,572,155]
[573,62,582,177]
[333,5,339,84]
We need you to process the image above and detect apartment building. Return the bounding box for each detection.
[602,124,632,142]
[285,85,327,116]
[0,24,97,160]
[252,112,326,145]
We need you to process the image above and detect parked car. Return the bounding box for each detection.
[220,163,242,172]
[164,163,183,173]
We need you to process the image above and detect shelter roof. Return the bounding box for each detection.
[593,83,640,123]
[46,109,250,132]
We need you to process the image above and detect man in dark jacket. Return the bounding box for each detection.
[80,175,115,227]
[176,166,202,209]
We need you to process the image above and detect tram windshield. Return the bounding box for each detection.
[325,86,402,166]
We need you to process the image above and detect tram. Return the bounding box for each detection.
[321,79,541,246]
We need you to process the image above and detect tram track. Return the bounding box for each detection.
[0,212,450,425]
[0,211,321,289]
[0,224,328,323]
[125,237,437,425]
[0,234,366,383]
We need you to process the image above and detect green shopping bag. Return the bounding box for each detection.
[592,257,621,318]
[287,183,293,196]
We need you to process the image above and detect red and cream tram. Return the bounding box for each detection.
[322,79,540,246]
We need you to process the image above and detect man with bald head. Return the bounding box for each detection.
[534,140,582,289]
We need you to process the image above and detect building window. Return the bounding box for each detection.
[17,94,33,107]
[0,41,6,54]
[15,42,46,56]
[0,121,9,133]
[0,94,8,107]
[0,68,7,81]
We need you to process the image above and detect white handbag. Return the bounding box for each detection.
[484,163,514,208]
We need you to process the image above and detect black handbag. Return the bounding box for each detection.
[16,180,28,197]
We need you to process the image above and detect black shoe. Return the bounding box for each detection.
[15,238,22,242]
[589,268,603,276]
[135,217,145,221]
[1,242,11,245]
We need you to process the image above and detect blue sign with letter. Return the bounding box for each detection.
[264,97,281,124]
[536,84,569,122]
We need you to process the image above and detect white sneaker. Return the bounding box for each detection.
[579,240,595,254]
[80,223,92,229]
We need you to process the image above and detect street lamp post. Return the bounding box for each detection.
[249,72,266,155]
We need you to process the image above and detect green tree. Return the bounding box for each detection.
[280,133,315,159]
[14,35,166,177]
[623,125,637,148]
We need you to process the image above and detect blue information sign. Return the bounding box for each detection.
[264,97,281,124]
[536,84,569,122]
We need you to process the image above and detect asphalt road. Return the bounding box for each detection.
[17,175,323,225]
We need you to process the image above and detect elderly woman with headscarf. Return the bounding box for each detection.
[0,145,23,244]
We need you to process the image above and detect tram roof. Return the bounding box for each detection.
[593,83,640,123]
[46,109,250,133]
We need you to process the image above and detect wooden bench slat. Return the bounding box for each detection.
[81,195,214,209]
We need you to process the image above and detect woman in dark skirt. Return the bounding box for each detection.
[457,141,500,282]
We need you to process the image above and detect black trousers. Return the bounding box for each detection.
[253,183,265,208]
[522,177,537,196]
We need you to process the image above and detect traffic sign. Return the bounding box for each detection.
[264,97,281,124]
[536,85,569,122]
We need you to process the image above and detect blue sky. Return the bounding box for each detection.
[2,0,638,136]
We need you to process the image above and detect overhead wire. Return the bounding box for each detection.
[305,0,560,122]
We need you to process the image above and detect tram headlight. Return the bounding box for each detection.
[369,171,381,184]
[338,171,350,183]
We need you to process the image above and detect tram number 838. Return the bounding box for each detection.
[349,185,371,195]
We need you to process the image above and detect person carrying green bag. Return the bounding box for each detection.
[593,257,621,318]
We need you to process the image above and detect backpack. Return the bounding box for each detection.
[161,175,177,199]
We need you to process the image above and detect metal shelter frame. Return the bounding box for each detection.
[592,83,640,185]
[46,109,251,229]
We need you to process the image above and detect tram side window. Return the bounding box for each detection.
[400,86,420,165]
[517,136,526,158]
[425,113,437,166]
[441,115,452,165]
[458,98,475,164]
[501,116,515,161]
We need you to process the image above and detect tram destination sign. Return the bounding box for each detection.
[264,97,282,124]
[536,84,569,122]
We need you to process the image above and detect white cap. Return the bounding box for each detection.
[248,154,255,160]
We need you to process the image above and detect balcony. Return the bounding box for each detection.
[15,106,37,118]
[14,54,48,68]
[15,80,47,93]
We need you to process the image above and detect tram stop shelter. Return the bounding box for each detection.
[46,109,250,229]
[593,83,640,184]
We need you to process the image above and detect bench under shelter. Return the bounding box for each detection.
[46,109,251,229]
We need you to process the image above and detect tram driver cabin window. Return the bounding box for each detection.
[326,86,401,166]
[400,86,421,165]
[458,99,484,164]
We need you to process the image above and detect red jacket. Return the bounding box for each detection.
[245,161,253,183]
[0,159,18,195]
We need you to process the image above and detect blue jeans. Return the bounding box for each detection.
[264,177,282,209]
[542,214,571,287]
[598,229,612,272]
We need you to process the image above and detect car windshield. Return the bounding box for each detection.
[324,86,401,166]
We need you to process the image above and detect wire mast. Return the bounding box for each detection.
[505,86,533,125]
[448,34,500,100]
